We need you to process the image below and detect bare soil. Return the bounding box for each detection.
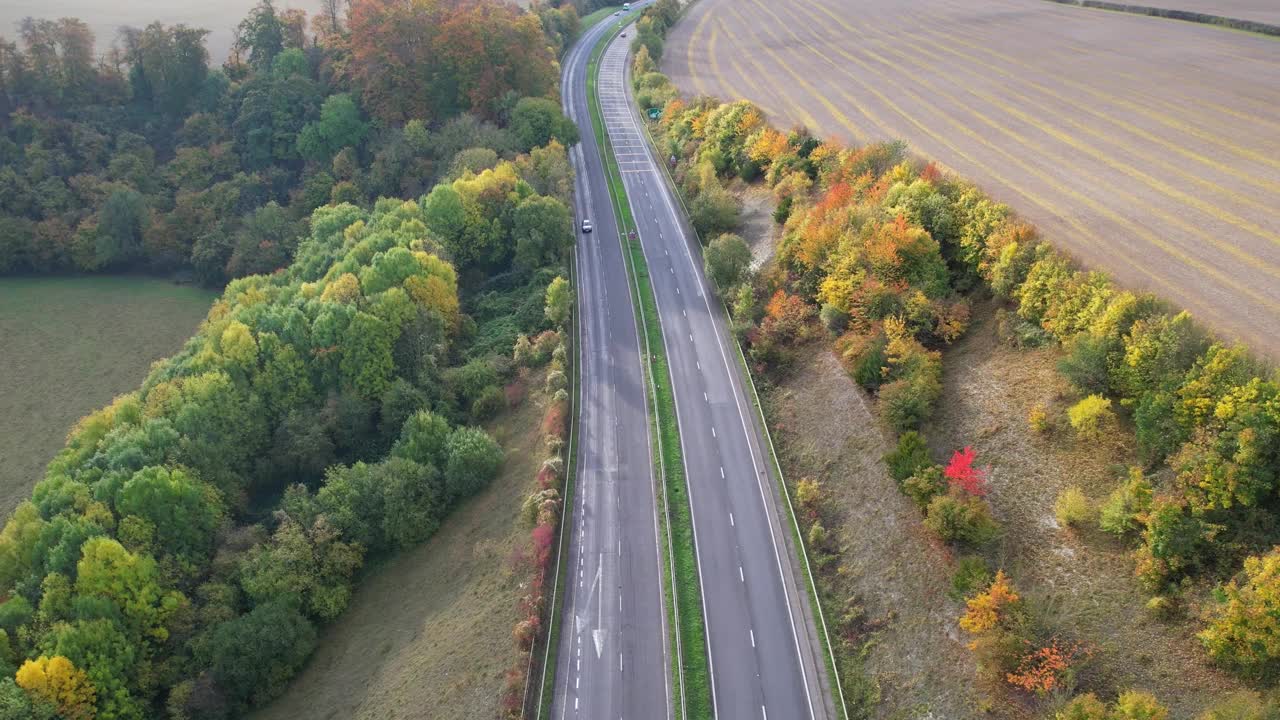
[731,182,780,271]
[253,372,547,720]
[761,347,983,719]
[923,301,1243,716]
[664,0,1280,360]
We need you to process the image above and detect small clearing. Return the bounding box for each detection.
[254,371,547,720]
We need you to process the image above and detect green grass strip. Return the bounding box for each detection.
[586,18,713,720]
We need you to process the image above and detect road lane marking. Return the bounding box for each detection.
[750,629,756,648]
[739,566,744,582]
[730,512,735,526]
[703,392,708,402]
[711,426,716,437]
[720,466,725,478]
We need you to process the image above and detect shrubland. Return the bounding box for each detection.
[632,2,1280,712]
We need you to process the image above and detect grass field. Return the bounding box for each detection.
[0,276,214,518]
[253,371,548,720]
[664,0,1280,359]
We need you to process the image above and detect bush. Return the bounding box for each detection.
[1067,394,1114,441]
[819,303,848,333]
[1098,468,1153,536]
[1054,486,1092,528]
[925,490,1000,546]
[903,466,945,510]
[471,384,504,421]
[444,427,503,502]
[1059,332,1115,396]
[884,431,931,483]
[1058,693,1108,720]
[949,555,992,600]
[880,372,942,433]
[1028,403,1051,434]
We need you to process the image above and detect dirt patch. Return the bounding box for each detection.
[924,302,1242,715]
[761,346,983,719]
[253,372,547,720]
[731,182,780,271]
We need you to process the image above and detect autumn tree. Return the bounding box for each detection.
[15,656,96,720]
[1201,548,1280,680]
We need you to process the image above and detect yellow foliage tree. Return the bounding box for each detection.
[960,570,1020,636]
[16,655,97,720]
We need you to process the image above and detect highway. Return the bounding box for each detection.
[550,11,671,720]
[596,27,834,720]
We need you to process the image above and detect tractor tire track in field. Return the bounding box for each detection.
[664,0,1280,359]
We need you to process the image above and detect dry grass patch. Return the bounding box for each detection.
[253,372,547,720]
[925,302,1242,716]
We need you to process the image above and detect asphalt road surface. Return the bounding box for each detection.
[600,29,834,720]
[551,12,670,720]
[664,0,1280,359]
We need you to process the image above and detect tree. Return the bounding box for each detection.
[75,537,184,642]
[235,0,285,70]
[444,427,503,502]
[96,189,147,267]
[1201,548,1280,680]
[393,410,453,469]
[239,515,363,621]
[115,466,222,562]
[544,276,572,328]
[297,94,369,162]
[703,233,751,292]
[513,196,572,272]
[15,656,96,720]
[0,677,56,720]
[119,23,210,117]
[509,97,578,151]
[202,602,316,709]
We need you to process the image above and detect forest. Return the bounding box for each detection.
[632,2,1280,714]
[0,0,590,285]
[0,0,595,717]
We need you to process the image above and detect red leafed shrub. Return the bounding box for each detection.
[945,446,987,496]
[513,617,539,650]
[540,400,568,439]
[920,161,942,184]
[531,522,556,570]
[1006,638,1090,694]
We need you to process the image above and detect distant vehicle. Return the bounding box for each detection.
[582,219,593,234]
[623,2,631,10]
[621,31,627,37]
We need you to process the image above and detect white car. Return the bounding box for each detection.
[582,219,593,234]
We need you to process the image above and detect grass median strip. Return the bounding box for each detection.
[586,20,713,720]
